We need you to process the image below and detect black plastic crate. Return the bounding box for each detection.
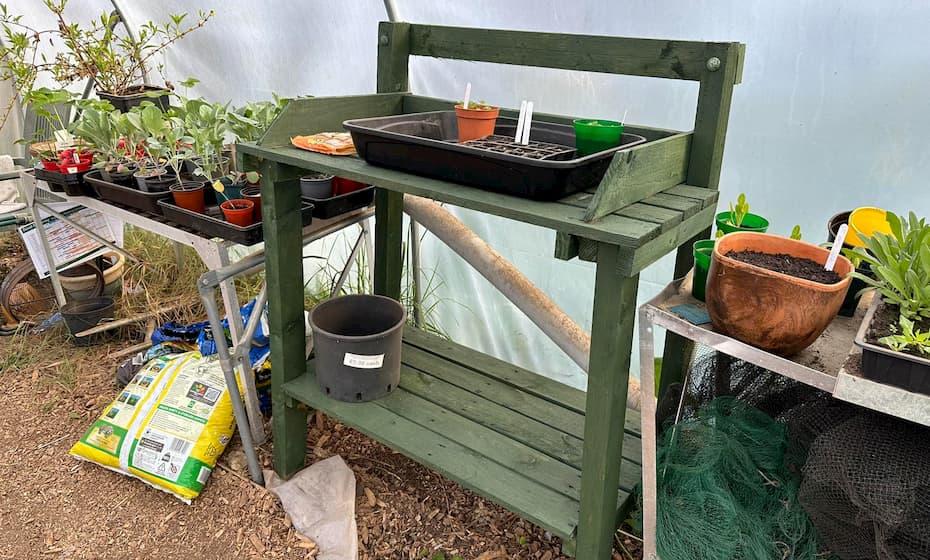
[855,297,930,394]
[158,198,314,246]
[84,170,174,215]
[302,186,374,219]
[343,111,647,201]
[34,166,96,197]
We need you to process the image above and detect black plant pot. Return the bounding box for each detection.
[97,85,170,112]
[825,210,874,317]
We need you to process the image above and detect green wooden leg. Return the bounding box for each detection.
[262,160,309,479]
[374,188,404,299]
[576,242,639,559]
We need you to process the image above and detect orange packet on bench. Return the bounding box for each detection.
[291,132,356,156]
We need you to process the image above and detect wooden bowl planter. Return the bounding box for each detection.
[706,232,854,356]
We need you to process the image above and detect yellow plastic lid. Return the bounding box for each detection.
[847,206,892,248]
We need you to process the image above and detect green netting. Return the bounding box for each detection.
[648,396,828,560]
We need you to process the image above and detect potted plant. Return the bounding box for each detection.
[849,211,930,393]
[0,2,213,121]
[826,210,875,317]
[705,232,853,356]
[21,88,78,168]
[715,193,769,236]
[225,95,289,143]
[454,99,499,142]
[212,181,255,226]
[71,102,140,185]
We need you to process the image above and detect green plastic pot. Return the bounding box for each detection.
[573,119,623,156]
[715,211,769,235]
[692,239,715,301]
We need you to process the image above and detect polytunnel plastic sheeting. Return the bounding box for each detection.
[5,0,930,390]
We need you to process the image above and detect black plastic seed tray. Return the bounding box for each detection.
[343,111,647,201]
[158,198,314,246]
[302,185,374,219]
[34,166,96,197]
[85,170,173,216]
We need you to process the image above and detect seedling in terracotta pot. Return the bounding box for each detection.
[454,86,499,143]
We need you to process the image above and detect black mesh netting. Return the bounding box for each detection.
[642,350,930,560]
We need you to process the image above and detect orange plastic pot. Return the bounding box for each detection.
[170,181,206,214]
[455,105,500,142]
[705,232,853,356]
[221,199,255,227]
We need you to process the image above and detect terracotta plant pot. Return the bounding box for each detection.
[170,181,206,214]
[240,185,262,222]
[705,232,854,356]
[220,199,255,227]
[454,105,500,142]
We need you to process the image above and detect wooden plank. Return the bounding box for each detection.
[576,246,639,560]
[376,21,411,94]
[622,205,717,276]
[640,192,703,218]
[404,329,642,436]
[584,133,691,222]
[401,94,678,142]
[664,184,718,208]
[257,93,405,148]
[562,192,684,233]
[282,371,583,539]
[373,188,404,299]
[262,161,309,479]
[402,344,642,467]
[553,232,580,261]
[404,23,733,81]
[236,143,663,249]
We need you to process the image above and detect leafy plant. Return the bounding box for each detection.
[727,193,749,227]
[130,103,191,182]
[849,211,930,324]
[457,99,495,111]
[790,225,802,240]
[226,95,289,142]
[174,97,229,180]
[878,316,930,355]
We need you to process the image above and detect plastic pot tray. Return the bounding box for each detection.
[854,296,930,394]
[343,111,647,201]
[85,170,173,215]
[302,185,374,219]
[34,166,95,197]
[158,198,314,246]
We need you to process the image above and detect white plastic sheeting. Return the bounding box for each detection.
[6,1,930,389]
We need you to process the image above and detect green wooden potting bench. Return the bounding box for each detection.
[238,23,743,558]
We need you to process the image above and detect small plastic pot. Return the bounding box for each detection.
[61,296,115,346]
[825,210,874,317]
[100,163,137,185]
[455,105,500,142]
[848,206,892,248]
[41,160,60,171]
[300,174,334,199]
[715,211,770,235]
[334,176,367,195]
[170,181,207,214]
[573,119,624,156]
[241,185,262,222]
[220,199,255,227]
[692,239,715,302]
[58,159,92,174]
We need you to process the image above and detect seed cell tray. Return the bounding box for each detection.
[85,170,173,216]
[302,185,374,219]
[343,111,647,200]
[158,199,314,246]
[34,166,96,197]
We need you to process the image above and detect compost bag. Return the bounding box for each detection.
[70,351,236,502]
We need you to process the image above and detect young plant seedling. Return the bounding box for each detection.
[727,193,749,228]
[790,225,802,240]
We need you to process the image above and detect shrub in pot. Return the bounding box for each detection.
[849,211,930,392]
[715,193,769,236]
[705,232,853,356]
[454,100,499,142]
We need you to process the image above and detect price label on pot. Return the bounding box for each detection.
[343,353,384,369]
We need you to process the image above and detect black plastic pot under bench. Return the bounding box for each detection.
[855,297,930,395]
[302,185,375,219]
[34,166,96,197]
[310,294,406,402]
[61,296,114,346]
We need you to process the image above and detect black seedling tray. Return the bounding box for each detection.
[158,199,314,246]
[855,298,930,395]
[343,111,647,201]
[302,185,374,219]
[34,166,96,197]
[85,170,173,216]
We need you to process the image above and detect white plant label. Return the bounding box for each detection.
[343,353,384,369]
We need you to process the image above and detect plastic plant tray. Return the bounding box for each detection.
[343,111,647,200]
[158,198,314,246]
[34,166,96,197]
[85,170,173,215]
[302,185,375,219]
[855,297,930,395]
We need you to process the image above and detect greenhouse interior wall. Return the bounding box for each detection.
[4,0,928,390]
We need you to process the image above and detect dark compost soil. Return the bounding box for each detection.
[726,250,841,284]
[866,300,930,360]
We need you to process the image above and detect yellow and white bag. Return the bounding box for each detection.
[70,351,236,502]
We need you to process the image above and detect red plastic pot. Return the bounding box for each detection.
[220,199,255,227]
[241,186,262,223]
[58,159,92,174]
[41,160,59,171]
[334,176,367,195]
[170,181,206,214]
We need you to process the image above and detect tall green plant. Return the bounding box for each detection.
[226,95,289,142]
[848,211,930,323]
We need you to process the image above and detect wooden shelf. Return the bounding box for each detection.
[282,328,642,544]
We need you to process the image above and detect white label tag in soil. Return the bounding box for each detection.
[343,352,384,369]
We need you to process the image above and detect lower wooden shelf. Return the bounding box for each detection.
[282,328,642,543]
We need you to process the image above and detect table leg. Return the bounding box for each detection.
[638,307,659,560]
[576,242,639,559]
[262,161,308,479]
[374,189,403,299]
